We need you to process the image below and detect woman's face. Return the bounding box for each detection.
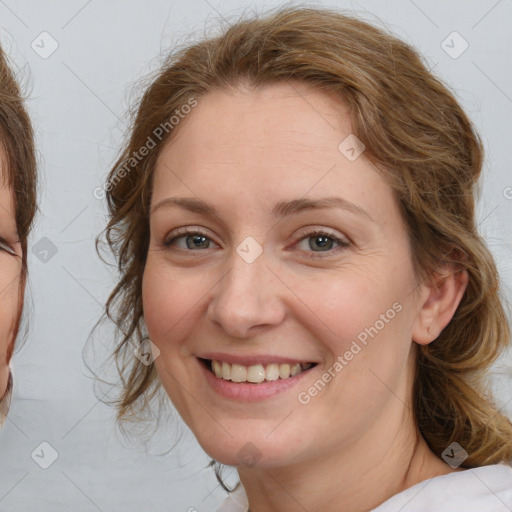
[143,82,430,468]
[0,151,22,396]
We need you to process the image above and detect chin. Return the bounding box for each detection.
[195,429,303,469]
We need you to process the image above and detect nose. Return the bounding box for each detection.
[206,248,286,339]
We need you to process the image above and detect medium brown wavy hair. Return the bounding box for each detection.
[99,6,512,469]
[0,44,38,360]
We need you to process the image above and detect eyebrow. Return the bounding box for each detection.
[151,196,373,222]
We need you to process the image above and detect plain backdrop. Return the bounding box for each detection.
[0,0,511,510]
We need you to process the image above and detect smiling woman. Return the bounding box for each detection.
[99,6,512,511]
[0,44,37,426]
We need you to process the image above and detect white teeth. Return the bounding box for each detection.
[265,363,280,381]
[247,364,265,383]
[208,360,314,383]
[221,361,231,380]
[279,363,291,379]
[290,363,301,376]
[230,364,247,382]
[212,360,222,378]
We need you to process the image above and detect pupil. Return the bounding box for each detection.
[187,235,208,249]
[311,235,332,251]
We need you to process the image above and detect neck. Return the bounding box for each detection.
[238,403,456,512]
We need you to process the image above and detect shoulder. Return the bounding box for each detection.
[214,483,248,512]
[373,464,512,512]
[214,465,512,512]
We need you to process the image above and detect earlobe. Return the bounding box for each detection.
[412,267,468,346]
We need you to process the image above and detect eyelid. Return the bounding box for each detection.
[163,226,219,249]
[162,226,350,259]
[294,226,349,243]
[290,228,350,258]
[0,237,18,256]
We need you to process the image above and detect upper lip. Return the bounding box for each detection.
[198,353,318,366]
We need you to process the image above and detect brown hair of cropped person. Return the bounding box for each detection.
[0,45,38,358]
[99,6,512,469]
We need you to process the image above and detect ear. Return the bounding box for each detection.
[412,265,468,345]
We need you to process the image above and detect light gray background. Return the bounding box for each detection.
[0,0,511,510]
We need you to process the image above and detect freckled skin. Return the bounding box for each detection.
[142,81,467,511]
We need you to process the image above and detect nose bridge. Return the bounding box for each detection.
[207,243,284,338]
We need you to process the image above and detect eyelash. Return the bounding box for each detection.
[162,228,350,259]
[0,237,17,256]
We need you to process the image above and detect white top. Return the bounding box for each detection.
[214,463,512,511]
[0,370,13,428]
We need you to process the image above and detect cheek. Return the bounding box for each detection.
[300,266,405,345]
[142,257,215,423]
[294,267,417,400]
[0,259,22,357]
[310,269,416,400]
[141,258,209,351]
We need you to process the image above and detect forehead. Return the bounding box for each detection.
[151,82,397,224]
[164,81,351,154]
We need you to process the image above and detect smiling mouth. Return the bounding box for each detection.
[199,358,317,384]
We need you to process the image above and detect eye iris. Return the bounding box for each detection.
[187,234,209,249]
[310,235,333,251]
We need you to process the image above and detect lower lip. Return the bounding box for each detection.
[199,359,314,402]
